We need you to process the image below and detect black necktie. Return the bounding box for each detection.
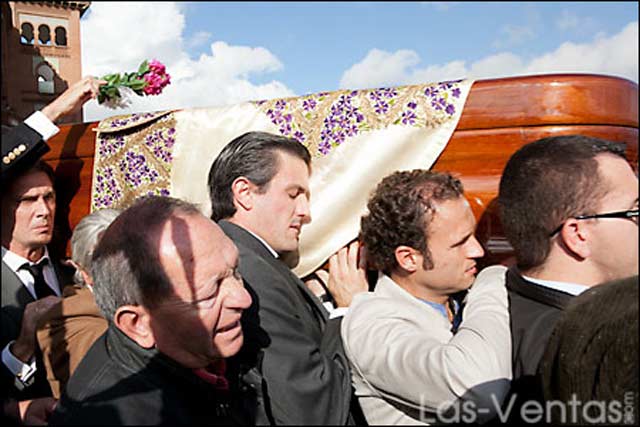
[21,259,56,299]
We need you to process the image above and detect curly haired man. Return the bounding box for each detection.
[341,169,512,425]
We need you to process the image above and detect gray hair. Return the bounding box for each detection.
[71,208,121,285]
[91,196,202,321]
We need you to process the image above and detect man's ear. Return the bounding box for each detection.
[395,245,420,273]
[231,177,255,212]
[559,218,591,260]
[113,305,155,349]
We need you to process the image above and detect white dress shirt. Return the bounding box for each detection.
[23,110,60,141]
[1,246,62,390]
[521,274,589,296]
[2,246,62,298]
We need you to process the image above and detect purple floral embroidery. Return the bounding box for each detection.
[97,134,125,158]
[401,110,417,125]
[318,91,367,155]
[424,86,440,97]
[93,166,122,209]
[144,127,175,164]
[445,104,456,115]
[423,81,460,117]
[368,87,398,117]
[107,112,157,129]
[119,150,160,189]
[255,79,465,157]
[302,98,317,111]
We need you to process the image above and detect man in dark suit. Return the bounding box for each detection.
[1,76,105,182]
[208,131,368,425]
[1,76,104,425]
[497,135,638,422]
[1,160,75,424]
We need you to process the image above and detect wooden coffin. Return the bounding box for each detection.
[43,73,639,266]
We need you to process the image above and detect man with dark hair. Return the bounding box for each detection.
[208,131,367,425]
[1,160,75,425]
[540,275,638,425]
[498,134,638,416]
[341,169,511,424]
[49,195,252,425]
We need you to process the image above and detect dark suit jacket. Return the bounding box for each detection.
[50,325,234,425]
[505,267,574,421]
[220,220,354,425]
[1,256,74,400]
[1,123,50,182]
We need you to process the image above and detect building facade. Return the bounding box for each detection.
[1,1,90,126]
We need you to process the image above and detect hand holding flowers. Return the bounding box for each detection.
[98,59,171,108]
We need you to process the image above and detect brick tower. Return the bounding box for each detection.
[1,1,90,126]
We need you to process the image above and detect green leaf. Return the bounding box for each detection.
[106,86,120,99]
[138,60,149,75]
[127,78,146,91]
[102,73,119,85]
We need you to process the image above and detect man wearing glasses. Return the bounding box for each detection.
[497,134,638,419]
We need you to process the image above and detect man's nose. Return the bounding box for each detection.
[297,196,311,225]
[468,235,485,259]
[224,278,252,310]
[35,196,53,216]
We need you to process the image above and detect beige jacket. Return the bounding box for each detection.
[36,285,108,399]
[341,265,511,425]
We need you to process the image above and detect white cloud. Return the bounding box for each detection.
[493,24,536,49]
[339,21,638,89]
[81,2,294,122]
[339,49,420,89]
[185,31,212,50]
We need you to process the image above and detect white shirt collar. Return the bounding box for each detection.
[521,274,589,296]
[2,246,51,272]
[2,245,61,298]
[244,229,279,259]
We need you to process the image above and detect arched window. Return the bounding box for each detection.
[54,26,67,46]
[38,24,51,45]
[20,22,34,45]
[37,63,55,94]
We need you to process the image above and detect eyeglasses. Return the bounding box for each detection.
[549,208,639,236]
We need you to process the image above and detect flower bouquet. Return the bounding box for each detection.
[98,59,171,108]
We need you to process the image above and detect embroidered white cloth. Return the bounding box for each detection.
[92,79,474,277]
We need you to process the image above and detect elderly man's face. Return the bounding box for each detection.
[150,212,252,368]
[1,170,55,257]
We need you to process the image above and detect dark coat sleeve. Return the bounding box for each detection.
[240,254,352,425]
[1,123,50,181]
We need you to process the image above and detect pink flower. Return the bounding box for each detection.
[143,68,171,95]
[148,59,166,75]
[98,59,171,106]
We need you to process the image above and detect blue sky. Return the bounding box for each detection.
[80,2,638,121]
